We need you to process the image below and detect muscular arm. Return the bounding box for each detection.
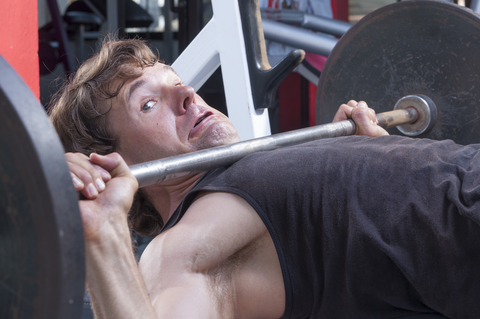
[70,153,158,319]
[139,192,285,319]
[68,153,284,319]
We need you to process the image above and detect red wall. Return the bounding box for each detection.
[0,0,39,98]
[331,0,349,22]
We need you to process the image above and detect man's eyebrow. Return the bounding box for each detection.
[126,79,146,103]
[126,65,179,103]
[163,64,178,76]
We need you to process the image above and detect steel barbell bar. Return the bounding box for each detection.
[131,94,438,188]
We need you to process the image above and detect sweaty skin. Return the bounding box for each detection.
[67,63,387,318]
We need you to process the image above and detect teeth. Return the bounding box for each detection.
[195,115,206,127]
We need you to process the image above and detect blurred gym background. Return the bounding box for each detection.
[37,0,471,134]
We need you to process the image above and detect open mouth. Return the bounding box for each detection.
[194,112,212,128]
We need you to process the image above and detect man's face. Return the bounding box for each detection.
[108,63,240,165]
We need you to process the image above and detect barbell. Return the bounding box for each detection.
[1,0,479,318]
[131,94,437,187]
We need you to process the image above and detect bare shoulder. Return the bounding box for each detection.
[139,191,285,318]
[141,191,268,273]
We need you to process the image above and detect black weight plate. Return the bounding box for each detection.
[316,0,480,144]
[0,55,84,318]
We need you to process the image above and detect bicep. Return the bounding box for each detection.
[139,192,267,318]
[179,191,268,270]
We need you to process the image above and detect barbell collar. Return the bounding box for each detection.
[130,95,436,187]
[393,94,438,136]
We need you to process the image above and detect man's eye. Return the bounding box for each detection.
[142,100,156,112]
[175,82,183,86]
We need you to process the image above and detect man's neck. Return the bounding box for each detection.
[143,172,205,224]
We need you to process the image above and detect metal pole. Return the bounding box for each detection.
[130,108,417,187]
[472,0,480,13]
[261,9,351,37]
[302,14,351,37]
[262,19,338,56]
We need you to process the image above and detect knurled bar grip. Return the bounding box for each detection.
[130,107,419,188]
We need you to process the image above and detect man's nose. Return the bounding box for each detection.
[174,85,195,114]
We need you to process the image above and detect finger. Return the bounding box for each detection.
[94,165,112,182]
[66,152,111,182]
[66,153,107,198]
[89,153,136,182]
[68,162,109,187]
[70,172,84,190]
[352,102,371,133]
[346,100,358,108]
[356,100,379,124]
[369,109,377,123]
[69,163,104,199]
[352,103,389,137]
[333,102,355,122]
[363,103,377,123]
[89,153,139,194]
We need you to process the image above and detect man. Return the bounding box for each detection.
[49,38,480,318]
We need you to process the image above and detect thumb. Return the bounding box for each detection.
[352,103,389,137]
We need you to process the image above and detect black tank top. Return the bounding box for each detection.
[161,135,480,319]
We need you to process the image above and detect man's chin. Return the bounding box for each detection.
[192,126,239,151]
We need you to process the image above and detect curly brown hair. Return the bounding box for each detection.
[48,37,164,237]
